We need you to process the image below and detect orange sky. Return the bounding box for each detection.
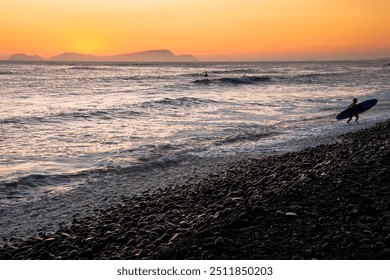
[1,0,390,60]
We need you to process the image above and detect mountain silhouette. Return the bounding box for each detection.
[8,54,45,61]
[108,50,197,62]
[9,50,197,62]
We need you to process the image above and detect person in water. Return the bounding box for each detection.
[347,98,359,123]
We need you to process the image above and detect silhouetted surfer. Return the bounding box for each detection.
[347,98,359,123]
[204,72,208,77]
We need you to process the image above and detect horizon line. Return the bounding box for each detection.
[2,48,390,62]
[1,52,390,63]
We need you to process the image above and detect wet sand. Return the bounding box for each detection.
[1,120,389,259]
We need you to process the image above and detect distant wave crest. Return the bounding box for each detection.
[192,75,271,85]
[216,131,277,145]
[140,96,219,108]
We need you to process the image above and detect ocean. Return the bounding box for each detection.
[1,60,389,204]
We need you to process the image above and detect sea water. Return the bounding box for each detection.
[1,60,389,203]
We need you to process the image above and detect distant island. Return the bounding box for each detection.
[8,50,197,62]
[8,54,46,61]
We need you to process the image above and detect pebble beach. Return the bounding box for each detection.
[1,119,389,260]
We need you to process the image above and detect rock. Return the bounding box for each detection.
[359,238,372,245]
[384,235,390,247]
[357,223,370,231]
[275,211,284,217]
[215,237,225,247]
[285,212,298,217]
[68,249,78,259]
[133,249,147,258]
[311,211,320,218]
[372,242,385,251]
[179,221,190,228]
[80,249,94,259]
[380,248,390,258]
[169,233,181,242]
[203,243,216,250]
[382,226,390,234]
[332,235,343,243]
[321,242,331,251]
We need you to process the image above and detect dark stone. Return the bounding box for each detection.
[332,235,343,243]
[382,227,390,234]
[68,249,79,259]
[80,249,93,259]
[380,248,390,258]
[133,249,147,258]
[203,243,216,250]
[179,221,190,228]
[384,235,390,247]
[215,237,225,247]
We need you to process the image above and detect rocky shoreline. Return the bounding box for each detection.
[1,120,389,260]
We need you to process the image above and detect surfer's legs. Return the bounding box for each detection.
[347,115,358,123]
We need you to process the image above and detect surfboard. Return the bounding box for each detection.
[336,99,378,120]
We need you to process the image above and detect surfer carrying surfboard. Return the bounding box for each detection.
[347,98,359,123]
[336,98,377,121]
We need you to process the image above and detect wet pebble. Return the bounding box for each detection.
[215,237,225,247]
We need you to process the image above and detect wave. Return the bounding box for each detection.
[0,116,49,125]
[69,66,97,70]
[68,66,117,71]
[0,71,14,75]
[0,117,23,124]
[0,107,142,125]
[185,69,257,77]
[210,69,257,75]
[192,75,271,85]
[0,145,194,203]
[1,174,64,189]
[0,167,118,204]
[216,132,276,145]
[191,71,344,86]
[0,172,85,201]
[289,72,346,84]
[140,96,219,108]
[187,124,277,147]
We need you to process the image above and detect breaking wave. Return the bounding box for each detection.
[0,71,14,75]
[140,96,220,108]
[192,75,271,85]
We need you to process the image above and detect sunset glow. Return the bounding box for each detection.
[1,0,390,60]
